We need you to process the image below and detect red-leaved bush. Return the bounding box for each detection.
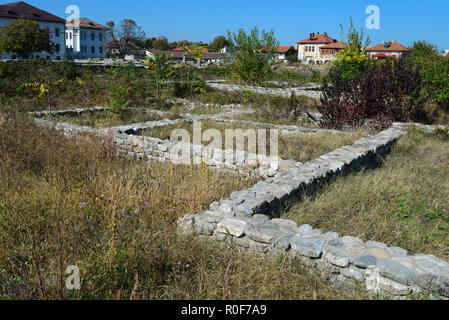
[319,57,427,130]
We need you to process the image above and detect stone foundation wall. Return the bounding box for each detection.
[177,123,449,299]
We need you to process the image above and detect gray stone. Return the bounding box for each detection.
[416,274,449,297]
[365,241,388,249]
[354,255,378,269]
[245,221,279,244]
[216,219,247,238]
[387,247,409,257]
[290,235,324,258]
[378,260,417,286]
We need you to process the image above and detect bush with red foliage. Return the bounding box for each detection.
[319,57,427,130]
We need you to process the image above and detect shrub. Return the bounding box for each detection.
[319,57,426,130]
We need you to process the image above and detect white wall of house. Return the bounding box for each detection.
[66,27,106,59]
[297,43,325,63]
[0,17,66,60]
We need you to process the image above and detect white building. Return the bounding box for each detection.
[65,18,107,59]
[0,1,66,60]
[297,32,338,64]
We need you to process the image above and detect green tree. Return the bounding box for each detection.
[0,18,55,59]
[152,37,170,51]
[410,40,439,64]
[333,18,372,82]
[208,36,230,53]
[144,54,174,98]
[226,26,279,85]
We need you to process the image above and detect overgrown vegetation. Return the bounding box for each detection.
[0,111,369,300]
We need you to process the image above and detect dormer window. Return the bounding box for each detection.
[33,13,40,18]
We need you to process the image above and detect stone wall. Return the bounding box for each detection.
[31,107,449,299]
[177,123,449,299]
[206,81,322,100]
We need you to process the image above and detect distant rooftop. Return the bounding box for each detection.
[66,18,107,30]
[0,1,65,23]
[367,41,410,52]
[298,32,337,45]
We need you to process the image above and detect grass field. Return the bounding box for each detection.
[285,128,449,262]
[0,111,371,300]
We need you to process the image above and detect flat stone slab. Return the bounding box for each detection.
[216,219,247,238]
[290,235,324,258]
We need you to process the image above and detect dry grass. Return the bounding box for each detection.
[0,111,370,300]
[144,120,367,162]
[285,128,449,262]
[49,110,164,128]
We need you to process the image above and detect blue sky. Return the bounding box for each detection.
[22,0,449,51]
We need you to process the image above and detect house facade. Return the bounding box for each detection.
[297,32,338,64]
[366,41,411,59]
[0,1,66,60]
[319,42,348,62]
[65,18,107,59]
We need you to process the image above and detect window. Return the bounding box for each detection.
[91,33,95,41]
[91,46,95,53]
[99,33,103,42]
[55,28,60,37]
[66,32,68,40]
[99,46,103,54]
[55,43,60,52]
[70,32,72,40]
[312,46,315,52]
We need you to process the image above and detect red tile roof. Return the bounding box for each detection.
[298,32,337,45]
[66,18,107,30]
[0,1,65,23]
[367,42,410,52]
[320,42,348,50]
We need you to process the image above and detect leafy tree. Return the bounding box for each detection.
[421,57,449,111]
[209,36,230,53]
[409,40,440,67]
[226,26,279,85]
[333,18,372,82]
[106,19,145,58]
[0,18,55,59]
[339,17,371,53]
[144,54,174,98]
[152,37,170,51]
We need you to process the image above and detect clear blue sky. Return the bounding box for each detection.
[21,0,449,51]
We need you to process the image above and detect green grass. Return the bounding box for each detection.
[285,128,449,262]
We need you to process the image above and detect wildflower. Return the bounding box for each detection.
[116,212,120,217]
[73,227,78,231]
[121,209,125,214]
[136,209,141,214]
[80,202,85,208]
[89,226,94,231]
[107,197,111,201]
[126,215,130,219]
[144,202,148,205]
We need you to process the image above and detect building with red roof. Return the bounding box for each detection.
[366,41,411,60]
[296,32,339,64]
[319,42,348,60]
